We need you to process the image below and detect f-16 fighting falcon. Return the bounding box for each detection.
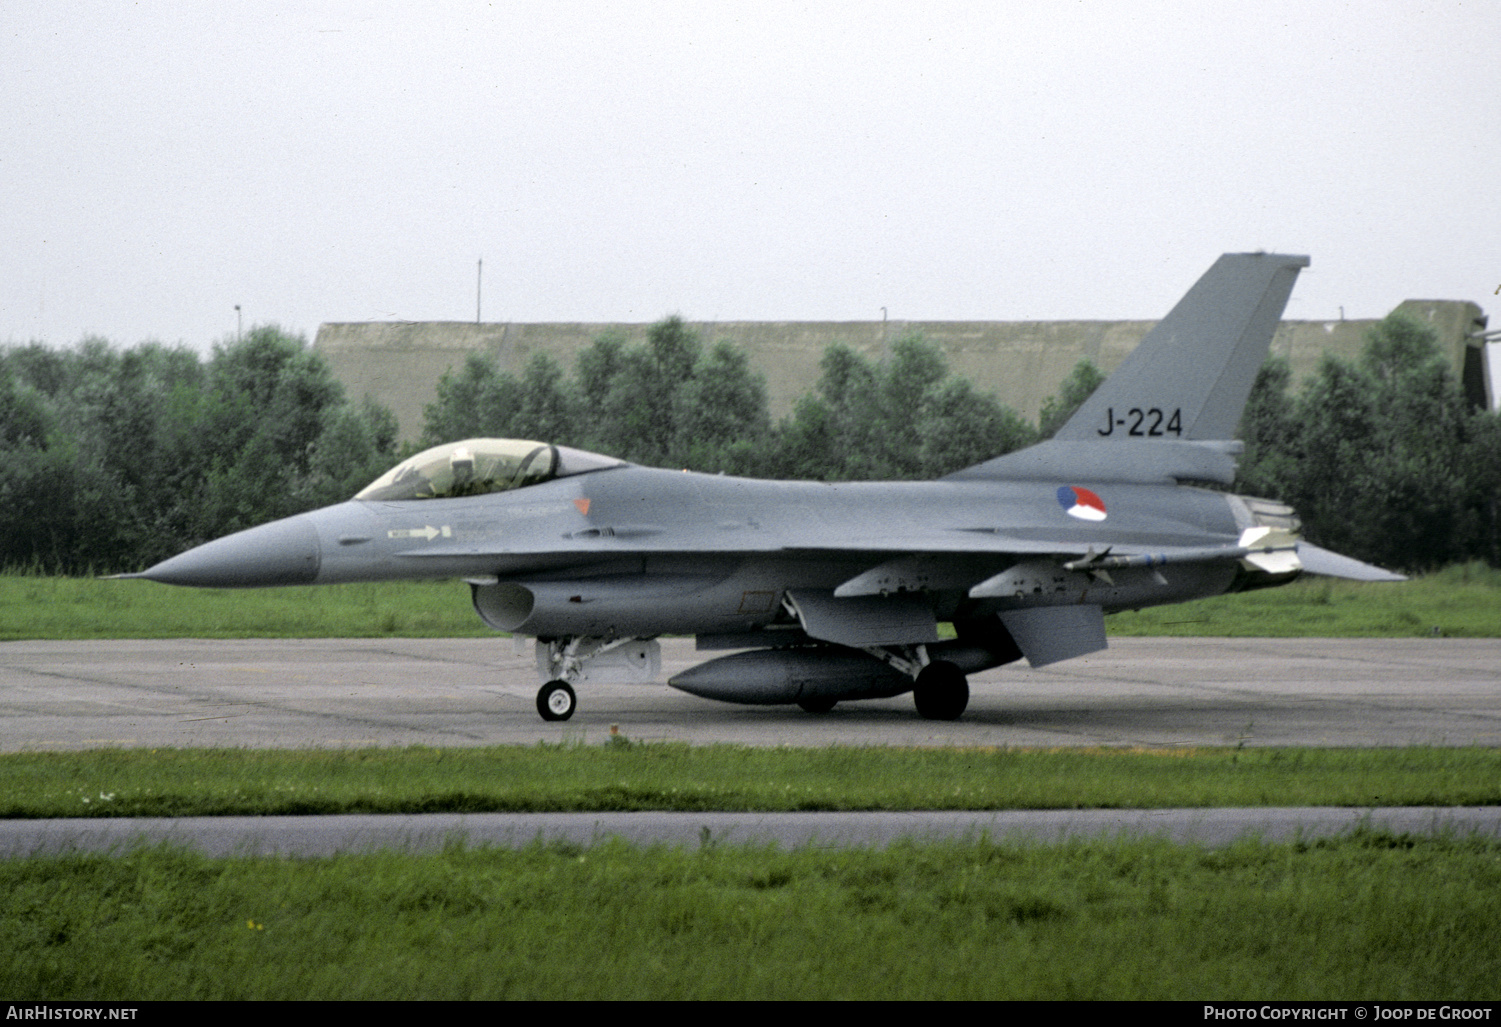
[124,253,1403,722]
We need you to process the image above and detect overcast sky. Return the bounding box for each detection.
[4,1,1497,351]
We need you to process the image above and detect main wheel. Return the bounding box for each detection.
[913,661,969,721]
[797,696,838,714]
[536,680,577,721]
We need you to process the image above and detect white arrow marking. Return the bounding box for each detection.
[387,525,450,541]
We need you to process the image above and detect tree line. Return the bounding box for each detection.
[2,312,1495,575]
[421,316,1039,481]
[1234,313,1501,572]
[0,328,397,574]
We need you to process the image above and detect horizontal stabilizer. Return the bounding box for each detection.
[998,605,1107,668]
[1297,543,1407,582]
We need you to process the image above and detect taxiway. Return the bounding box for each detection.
[3,636,1497,751]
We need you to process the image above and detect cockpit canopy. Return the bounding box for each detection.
[355,438,625,502]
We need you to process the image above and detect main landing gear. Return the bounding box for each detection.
[793,660,970,719]
[912,660,969,721]
[863,645,971,721]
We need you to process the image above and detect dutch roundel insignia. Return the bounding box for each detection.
[1057,485,1107,522]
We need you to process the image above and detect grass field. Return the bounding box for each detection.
[4,566,1499,1000]
[5,746,1497,999]
[0,574,490,640]
[3,561,1499,640]
[3,745,1498,818]
[4,833,1498,999]
[1109,561,1501,639]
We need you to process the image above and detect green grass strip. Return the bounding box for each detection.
[4,745,1498,819]
[1109,561,1501,639]
[4,561,1499,639]
[0,575,493,640]
[4,833,1499,999]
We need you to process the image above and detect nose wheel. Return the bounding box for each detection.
[537,680,577,721]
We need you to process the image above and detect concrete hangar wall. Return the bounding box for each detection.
[314,299,1490,444]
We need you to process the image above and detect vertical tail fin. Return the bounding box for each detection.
[1054,253,1309,443]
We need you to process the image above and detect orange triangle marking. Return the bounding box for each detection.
[573,498,591,516]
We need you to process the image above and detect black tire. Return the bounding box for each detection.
[537,680,577,721]
[797,696,838,714]
[913,661,969,721]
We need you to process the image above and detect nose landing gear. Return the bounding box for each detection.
[536,680,577,721]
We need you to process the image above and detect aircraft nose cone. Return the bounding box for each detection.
[138,514,322,587]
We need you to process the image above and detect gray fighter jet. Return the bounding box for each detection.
[125,253,1403,721]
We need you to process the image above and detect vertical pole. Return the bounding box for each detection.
[477,258,483,324]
